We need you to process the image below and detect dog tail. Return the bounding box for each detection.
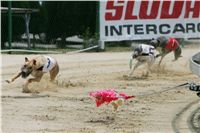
[129,58,133,69]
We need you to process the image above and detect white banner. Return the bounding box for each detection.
[100,0,200,42]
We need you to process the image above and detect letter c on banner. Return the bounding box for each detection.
[159,24,170,34]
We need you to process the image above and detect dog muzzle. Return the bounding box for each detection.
[21,69,32,78]
[150,40,158,48]
[132,51,139,59]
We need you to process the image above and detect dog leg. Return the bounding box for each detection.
[158,49,172,66]
[158,52,168,66]
[22,76,43,93]
[22,85,31,93]
[129,61,143,77]
[49,64,59,82]
[147,55,155,73]
[6,72,22,83]
[155,54,161,58]
[145,64,150,77]
[146,63,152,77]
[158,55,165,66]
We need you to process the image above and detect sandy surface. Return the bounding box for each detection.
[1,46,200,133]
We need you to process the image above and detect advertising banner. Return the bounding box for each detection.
[100,0,200,41]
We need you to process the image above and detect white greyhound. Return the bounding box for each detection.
[129,44,156,77]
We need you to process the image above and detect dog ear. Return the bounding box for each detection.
[25,57,29,62]
[157,40,160,44]
[33,59,37,65]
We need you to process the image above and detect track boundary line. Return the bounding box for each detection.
[172,99,200,133]
[187,107,200,133]
[1,94,50,99]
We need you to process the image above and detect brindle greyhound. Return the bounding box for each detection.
[150,36,182,66]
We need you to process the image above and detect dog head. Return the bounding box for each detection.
[132,51,139,59]
[150,38,160,48]
[132,45,142,58]
[21,57,37,78]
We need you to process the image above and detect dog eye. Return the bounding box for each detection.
[24,65,27,67]
[29,67,32,69]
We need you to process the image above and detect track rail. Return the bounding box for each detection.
[189,52,200,77]
[1,49,62,54]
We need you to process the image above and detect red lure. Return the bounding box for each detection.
[89,89,135,107]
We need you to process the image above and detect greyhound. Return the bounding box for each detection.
[129,44,156,77]
[6,55,59,93]
[150,36,182,65]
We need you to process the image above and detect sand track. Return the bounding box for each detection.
[1,47,200,132]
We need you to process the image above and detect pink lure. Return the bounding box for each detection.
[89,89,135,107]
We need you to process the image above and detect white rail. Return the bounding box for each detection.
[67,45,99,54]
[189,52,200,77]
[1,49,62,54]
[1,45,99,55]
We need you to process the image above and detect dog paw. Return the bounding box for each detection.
[5,80,11,83]
[123,75,129,78]
[123,75,133,80]
[22,89,31,93]
[22,85,31,93]
[144,72,149,77]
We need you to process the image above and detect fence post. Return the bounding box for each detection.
[25,13,31,49]
[99,40,105,50]
[8,1,12,50]
[96,1,104,51]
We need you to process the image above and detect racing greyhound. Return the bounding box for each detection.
[129,44,156,77]
[150,36,182,65]
[6,55,59,93]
